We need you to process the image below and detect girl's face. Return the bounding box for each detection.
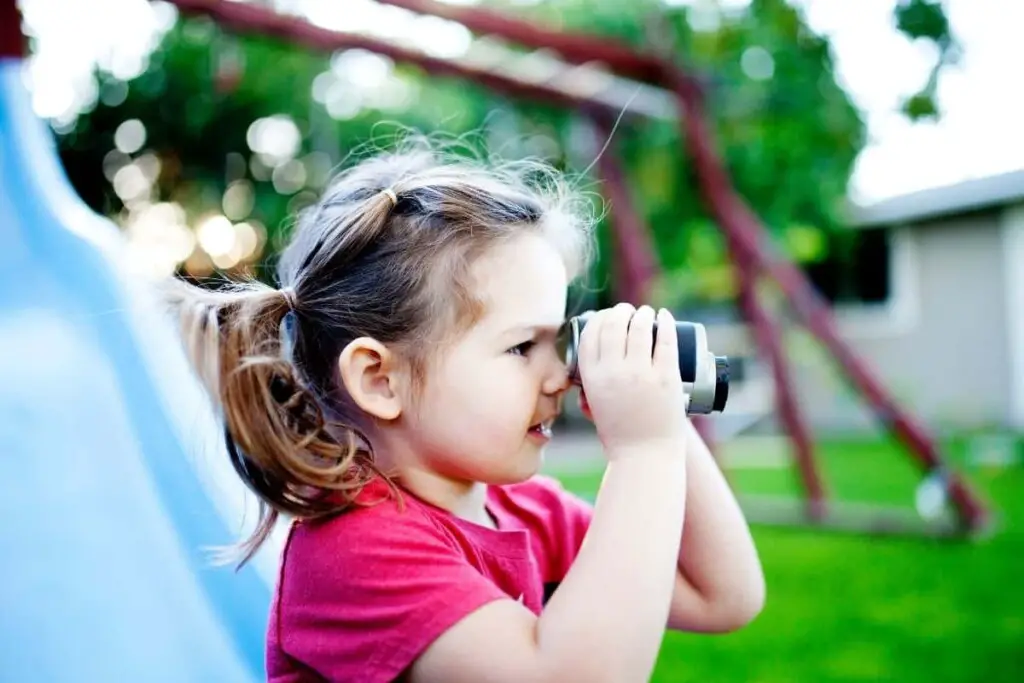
[406,231,572,485]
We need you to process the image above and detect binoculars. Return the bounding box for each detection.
[563,311,730,415]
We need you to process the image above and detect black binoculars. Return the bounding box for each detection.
[563,312,730,415]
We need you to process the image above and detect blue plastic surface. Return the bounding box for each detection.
[0,58,273,681]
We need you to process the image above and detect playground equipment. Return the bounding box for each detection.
[0,0,992,681]
[0,2,276,680]
[163,0,991,535]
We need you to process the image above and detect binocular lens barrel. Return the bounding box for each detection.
[564,312,729,415]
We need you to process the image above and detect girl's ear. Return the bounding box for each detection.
[337,337,406,421]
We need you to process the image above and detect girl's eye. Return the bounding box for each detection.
[509,340,536,357]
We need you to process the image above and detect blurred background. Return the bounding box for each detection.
[3,0,1023,681]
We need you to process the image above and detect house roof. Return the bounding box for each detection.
[846,167,1024,228]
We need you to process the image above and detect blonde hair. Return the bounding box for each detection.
[164,139,595,565]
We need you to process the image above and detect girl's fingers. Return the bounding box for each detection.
[625,305,656,366]
[599,303,635,361]
[652,308,680,372]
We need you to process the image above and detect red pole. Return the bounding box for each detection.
[731,249,827,519]
[376,0,665,85]
[165,0,638,122]
[664,69,989,532]
[0,0,24,58]
[589,115,658,305]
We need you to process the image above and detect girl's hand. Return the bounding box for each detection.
[575,303,689,460]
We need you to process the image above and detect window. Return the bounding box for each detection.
[803,227,891,305]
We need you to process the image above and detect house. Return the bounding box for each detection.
[705,168,1024,436]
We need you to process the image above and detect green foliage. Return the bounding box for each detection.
[50,0,955,302]
[57,18,332,258]
[896,0,952,43]
[894,0,959,122]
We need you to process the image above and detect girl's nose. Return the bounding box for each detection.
[543,361,571,395]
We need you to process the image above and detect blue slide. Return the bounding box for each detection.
[0,56,274,681]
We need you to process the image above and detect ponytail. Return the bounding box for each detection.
[162,277,381,567]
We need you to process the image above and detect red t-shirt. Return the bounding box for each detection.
[265,474,593,682]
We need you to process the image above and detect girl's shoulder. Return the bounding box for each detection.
[287,477,449,552]
[269,479,520,683]
[280,473,594,571]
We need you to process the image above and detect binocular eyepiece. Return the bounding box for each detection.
[564,312,730,415]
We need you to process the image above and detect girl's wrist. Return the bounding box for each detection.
[604,439,688,466]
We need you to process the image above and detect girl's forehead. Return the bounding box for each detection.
[471,234,569,326]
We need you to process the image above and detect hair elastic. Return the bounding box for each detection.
[279,286,297,310]
[380,188,397,206]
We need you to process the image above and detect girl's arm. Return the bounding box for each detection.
[578,391,765,633]
[665,418,766,633]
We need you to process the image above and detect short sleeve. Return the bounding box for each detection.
[495,475,594,583]
[275,502,509,683]
[544,477,593,579]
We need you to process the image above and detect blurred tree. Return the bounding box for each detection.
[894,0,959,121]
[49,0,956,307]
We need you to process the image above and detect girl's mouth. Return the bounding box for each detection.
[528,421,554,441]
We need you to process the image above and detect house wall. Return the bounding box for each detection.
[705,206,1017,435]
[1001,202,1024,430]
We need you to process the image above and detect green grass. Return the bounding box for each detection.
[544,434,1024,682]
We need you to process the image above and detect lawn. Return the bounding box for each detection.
[544,433,1024,682]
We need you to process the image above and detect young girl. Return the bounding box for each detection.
[166,142,764,682]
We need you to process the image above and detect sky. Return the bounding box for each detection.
[14,0,1024,205]
[794,0,1024,203]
